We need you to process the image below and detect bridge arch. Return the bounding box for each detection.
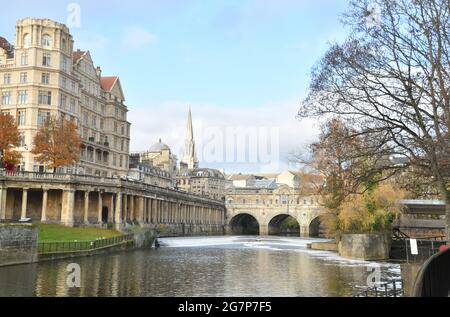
[268,214,300,236]
[229,213,260,235]
[309,215,327,238]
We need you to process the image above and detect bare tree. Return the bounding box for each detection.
[298,0,450,238]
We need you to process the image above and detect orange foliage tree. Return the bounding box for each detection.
[31,116,82,171]
[0,113,22,169]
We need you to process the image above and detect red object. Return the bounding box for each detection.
[3,161,16,174]
[438,245,450,253]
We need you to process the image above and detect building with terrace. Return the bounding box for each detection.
[0,18,130,177]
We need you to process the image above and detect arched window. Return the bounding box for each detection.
[42,34,52,47]
[23,33,31,47]
[61,38,66,50]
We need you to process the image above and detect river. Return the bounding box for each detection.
[0,236,401,297]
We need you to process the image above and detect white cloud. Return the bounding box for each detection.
[128,98,320,174]
[121,26,158,50]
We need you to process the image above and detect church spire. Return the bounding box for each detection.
[186,107,194,141]
[181,107,198,170]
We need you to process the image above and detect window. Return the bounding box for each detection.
[38,91,52,105]
[61,57,68,72]
[119,155,123,168]
[92,116,97,128]
[37,111,50,125]
[121,125,124,135]
[42,34,52,47]
[121,140,124,151]
[18,90,28,104]
[21,52,28,65]
[3,74,11,84]
[20,72,27,83]
[69,99,76,113]
[41,73,50,84]
[17,111,26,126]
[100,119,104,130]
[1,92,11,105]
[59,94,66,109]
[42,53,51,66]
[115,107,119,118]
[61,38,66,51]
[23,34,31,47]
[101,104,105,114]
[19,133,26,147]
[114,121,118,132]
[83,112,88,125]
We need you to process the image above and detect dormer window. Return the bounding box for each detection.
[42,34,52,47]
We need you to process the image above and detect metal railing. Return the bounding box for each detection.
[390,237,448,263]
[37,234,134,254]
[354,280,403,297]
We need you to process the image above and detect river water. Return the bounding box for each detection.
[0,236,401,297]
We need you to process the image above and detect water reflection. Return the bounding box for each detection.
[0,236,400,297]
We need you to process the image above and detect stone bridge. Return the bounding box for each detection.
[0,171,226,233]
[225,185,328,237]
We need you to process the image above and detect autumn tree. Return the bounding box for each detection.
[0,113,22,170]
[32,116,82,171]
[298,0,450,238]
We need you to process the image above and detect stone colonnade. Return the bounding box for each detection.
[0,186,225,228]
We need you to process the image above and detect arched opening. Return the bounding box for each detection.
[229,214,259,235]
[309,216,327,238]
[102,207,109,223]
[268,214,300,236]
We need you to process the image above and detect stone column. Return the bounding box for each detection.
[97,192,103,224]
[115,193,122,225]
[61,189,75,226]
[129,195,135,222]
[41,189,48,222]
[138,197,144,223]
[84,191,90,224]
[21,188,28,220]
[259,224,269,236]
[123,194,128,222]
[0,187,7,220]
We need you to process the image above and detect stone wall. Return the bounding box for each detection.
[338,233,391,260]
[0,224,38,267]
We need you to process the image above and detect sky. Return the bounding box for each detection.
[0,0,350,173]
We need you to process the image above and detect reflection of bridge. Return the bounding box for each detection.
[0,171,226,232]
[225,185,328,237]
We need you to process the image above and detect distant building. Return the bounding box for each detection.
[176,109,226,201]
[177,168,226,201]
[129,139,177,187]
[0,18,130,176]
[128,155,174,188]
[226,171,301,189]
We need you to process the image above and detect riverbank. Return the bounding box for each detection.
[0,222,226,267]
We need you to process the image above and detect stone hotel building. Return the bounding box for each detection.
[0,18,130,177]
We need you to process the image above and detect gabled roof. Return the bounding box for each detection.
[100,76,118,92]
[101,76,125,101]
[73,49,87,63]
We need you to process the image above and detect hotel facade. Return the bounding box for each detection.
[0,18,130,177]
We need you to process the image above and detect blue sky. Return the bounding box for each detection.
[0,0,350,173]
